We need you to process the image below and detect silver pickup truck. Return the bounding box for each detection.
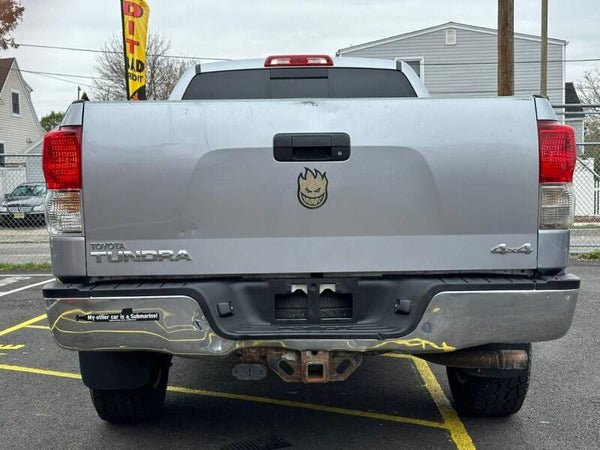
[42,55,580,423]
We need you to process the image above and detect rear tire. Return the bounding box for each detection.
[447,346,530,417]
[90,359,170,423]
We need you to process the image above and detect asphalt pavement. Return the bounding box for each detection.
[0,264,598,449]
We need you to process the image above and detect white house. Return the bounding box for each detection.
[0,58,45,164]
[337,22,567,105]
[0,58,45,197]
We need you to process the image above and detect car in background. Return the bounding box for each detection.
[0,182,47,227]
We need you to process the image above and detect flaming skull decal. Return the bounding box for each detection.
[297,168,328,209]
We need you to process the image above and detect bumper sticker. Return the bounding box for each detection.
[76,308,159,323]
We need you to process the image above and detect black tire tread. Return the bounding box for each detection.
[90,365,168,423]
[447,367,530,417]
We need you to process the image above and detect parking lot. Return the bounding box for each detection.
[0,264,598,450]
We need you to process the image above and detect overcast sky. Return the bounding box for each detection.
[3,0,599,118]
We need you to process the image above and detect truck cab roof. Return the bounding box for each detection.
[169,55,429,100]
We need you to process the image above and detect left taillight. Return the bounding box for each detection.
[42,126,83,234]
[538,120,576,229]
[42,126,82,190]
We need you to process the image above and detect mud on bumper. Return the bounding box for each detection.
[43,274,580,356]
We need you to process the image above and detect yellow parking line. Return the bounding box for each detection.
[0,344,25,350]
[167,385,446,430]
[24,325,51,330]
[0,362,447,432]
[0,314,47,337]
[0,313,475,450]
[0,364,82,380]
[384,354,476,450]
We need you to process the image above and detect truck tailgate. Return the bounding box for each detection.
[81,97,539,276]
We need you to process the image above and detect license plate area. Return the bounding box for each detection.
[13,212,25,219]
[272,279,355,323]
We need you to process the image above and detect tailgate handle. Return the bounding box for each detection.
[273,133,350,162]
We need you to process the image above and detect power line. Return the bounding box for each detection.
[30,72,95,89]
[9,64,600,92]
[6,63,599,93]
[419,57,600,66]
[21,69,100,81]
[14,42,600,66]
[15,42,230,61]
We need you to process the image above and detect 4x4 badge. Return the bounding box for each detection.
[491,243,533,255]
[298,168,328,209]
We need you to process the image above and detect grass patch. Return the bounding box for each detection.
[0,263,52,272]
[573,250,600,260]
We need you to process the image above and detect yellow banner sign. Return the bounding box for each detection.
[121,0,150,100]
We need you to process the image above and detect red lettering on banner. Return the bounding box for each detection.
[123,1,143,18]
[126,38,140,53]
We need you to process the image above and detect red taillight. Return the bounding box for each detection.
[42,126,82,190]
[538,121,576,183]
[264,54,333,67]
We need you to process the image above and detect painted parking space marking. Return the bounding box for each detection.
[384,353,475,450]
[0,364,82,380]
[1,313,477,450]
[0,276,30,288]
[0,313,47,337]
[0,344,25,350]
[0,362,445,430]
[0,278,54,298]
[0,274,53,277]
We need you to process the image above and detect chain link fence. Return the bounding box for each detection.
[0,154,50,266]
[557,103,600,254]
[1,108,599,266]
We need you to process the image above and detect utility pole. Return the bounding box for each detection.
[498,0,514,96]
[540,0,548,97]
[77,86,81,100]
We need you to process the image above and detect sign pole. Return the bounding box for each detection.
[120,0,131,100]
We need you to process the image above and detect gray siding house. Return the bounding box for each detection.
[337,22,566,105]
[0,58,45,197]
[0,58,45,162]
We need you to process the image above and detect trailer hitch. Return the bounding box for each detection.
[232,348,362,383]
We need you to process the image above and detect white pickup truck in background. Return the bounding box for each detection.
[41,55,579,423]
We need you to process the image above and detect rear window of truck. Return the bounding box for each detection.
[182,68,417,100]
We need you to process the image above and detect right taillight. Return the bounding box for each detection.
[42,126,83,234]
[538,121,576,229]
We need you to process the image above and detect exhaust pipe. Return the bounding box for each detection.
[419,349,529,370]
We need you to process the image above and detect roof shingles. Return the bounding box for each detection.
[0,57,15,91]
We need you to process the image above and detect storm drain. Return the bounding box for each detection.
[220,434,292,450]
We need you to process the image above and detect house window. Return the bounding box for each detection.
[446,29,457,45]
[11,91,21,116]
[0,142,4,167]
[397,57,425,81]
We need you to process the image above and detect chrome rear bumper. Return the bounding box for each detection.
[45,286,578,356]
